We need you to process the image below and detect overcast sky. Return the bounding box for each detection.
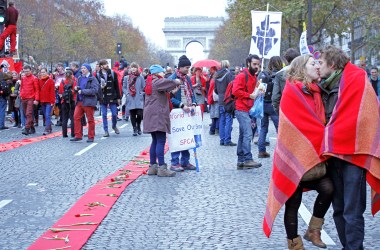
[103,0,228,48]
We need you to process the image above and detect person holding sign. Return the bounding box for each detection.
[144,65,181,177]
[168,55,197,172]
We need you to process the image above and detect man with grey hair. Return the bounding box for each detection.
[214,60,236,146]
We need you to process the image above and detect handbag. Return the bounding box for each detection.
[249,94,264,119]
[301,162,327,181]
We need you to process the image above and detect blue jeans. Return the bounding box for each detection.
[258,102,279,152]
[41,103,53,129]
[235,110,253,163]
[0,97,6,128]
[19,102,26,127]
[328,158,366,250]
[218,106,233,144]
[150,131,166,166]
[101,103,118,132]
[171,150,190,166]
[210,118,219,133]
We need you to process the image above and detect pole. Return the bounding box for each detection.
[307,0,312,45]
[261,3,270,72]
[193,148,199,172]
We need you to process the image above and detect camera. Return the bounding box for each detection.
[74,86,81,93]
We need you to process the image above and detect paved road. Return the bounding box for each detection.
[0,114,379,249]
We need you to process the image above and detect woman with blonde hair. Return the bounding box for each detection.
[264,54,333,249]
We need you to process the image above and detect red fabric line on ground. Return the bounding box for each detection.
[28,144,168,250]
[0,120,102,153]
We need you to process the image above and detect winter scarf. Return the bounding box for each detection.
[128,72,139,97]
[176,69,193,106]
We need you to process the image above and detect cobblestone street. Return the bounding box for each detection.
[0,115,379,249]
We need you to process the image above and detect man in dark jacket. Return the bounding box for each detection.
[271,48,300,114]
[70,64,99,143]
[370,67,379,98]
[0,2,18,56]
[97,59,121,137]
[214,60,236,146]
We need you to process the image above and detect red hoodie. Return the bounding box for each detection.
[38,77,56,105]
[20,74,39,101]
[232,68,258,112]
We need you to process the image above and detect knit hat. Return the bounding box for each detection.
[114,61,120,68]
[82,63,91,72]
[149,65,165,74]
[178,55,191,68]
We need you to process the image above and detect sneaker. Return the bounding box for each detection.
[137,129,142,135]
[237,162,244,170]
[158,164,176,177]
[42,130,52,135]
[147,164,158,175]
[113,126,120,134]
[103,131,110,137]
[86,138,94,143]
[224,142,237,146]
[170,164,184,172]
[181,163,196,170]
[243,160,262,168]
[70,137,82,142]
[258,151,270,158]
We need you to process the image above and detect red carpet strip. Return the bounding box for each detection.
[0,120,102,153]
[28,145,166,250]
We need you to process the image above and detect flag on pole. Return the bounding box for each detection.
[250,11,282,59]
[299,30,309,55]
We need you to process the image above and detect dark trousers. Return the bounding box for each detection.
[62,102,75,137]
[284,175,333,240]
[328,158,366,250]
[130,109,143,130]
[149,131,166,166]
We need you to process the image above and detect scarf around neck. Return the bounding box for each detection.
[321,69,342,91]
[128,72,139,97]
[176,70,193,106]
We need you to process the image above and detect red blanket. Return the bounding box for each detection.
[263,62,380,237]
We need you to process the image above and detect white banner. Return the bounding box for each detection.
[299,30,309,55]
[168,106,204,153]
[250,11,282,59]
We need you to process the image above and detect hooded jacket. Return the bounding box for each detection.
[214,68,234,105]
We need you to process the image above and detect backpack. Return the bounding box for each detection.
[223,71,248,115]
[62,83,73,103]
[0,80,11,97]
[258,71,275,101]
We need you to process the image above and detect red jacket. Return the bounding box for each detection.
[20,74,39,101]
[232,68,257,112]
[38,77,56,105]
[191,75,206,96]
[58,78,77,103]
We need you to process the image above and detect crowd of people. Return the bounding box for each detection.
[1,44,380,249]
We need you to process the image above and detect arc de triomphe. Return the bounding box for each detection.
[163,16,224,64]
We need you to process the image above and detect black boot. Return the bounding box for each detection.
[133,127,138,136]
[137,125,142,135]
[22,128,30,135]
[30,127,36,134]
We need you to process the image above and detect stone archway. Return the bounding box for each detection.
[163,16,224,65]
[185,40,205,63]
